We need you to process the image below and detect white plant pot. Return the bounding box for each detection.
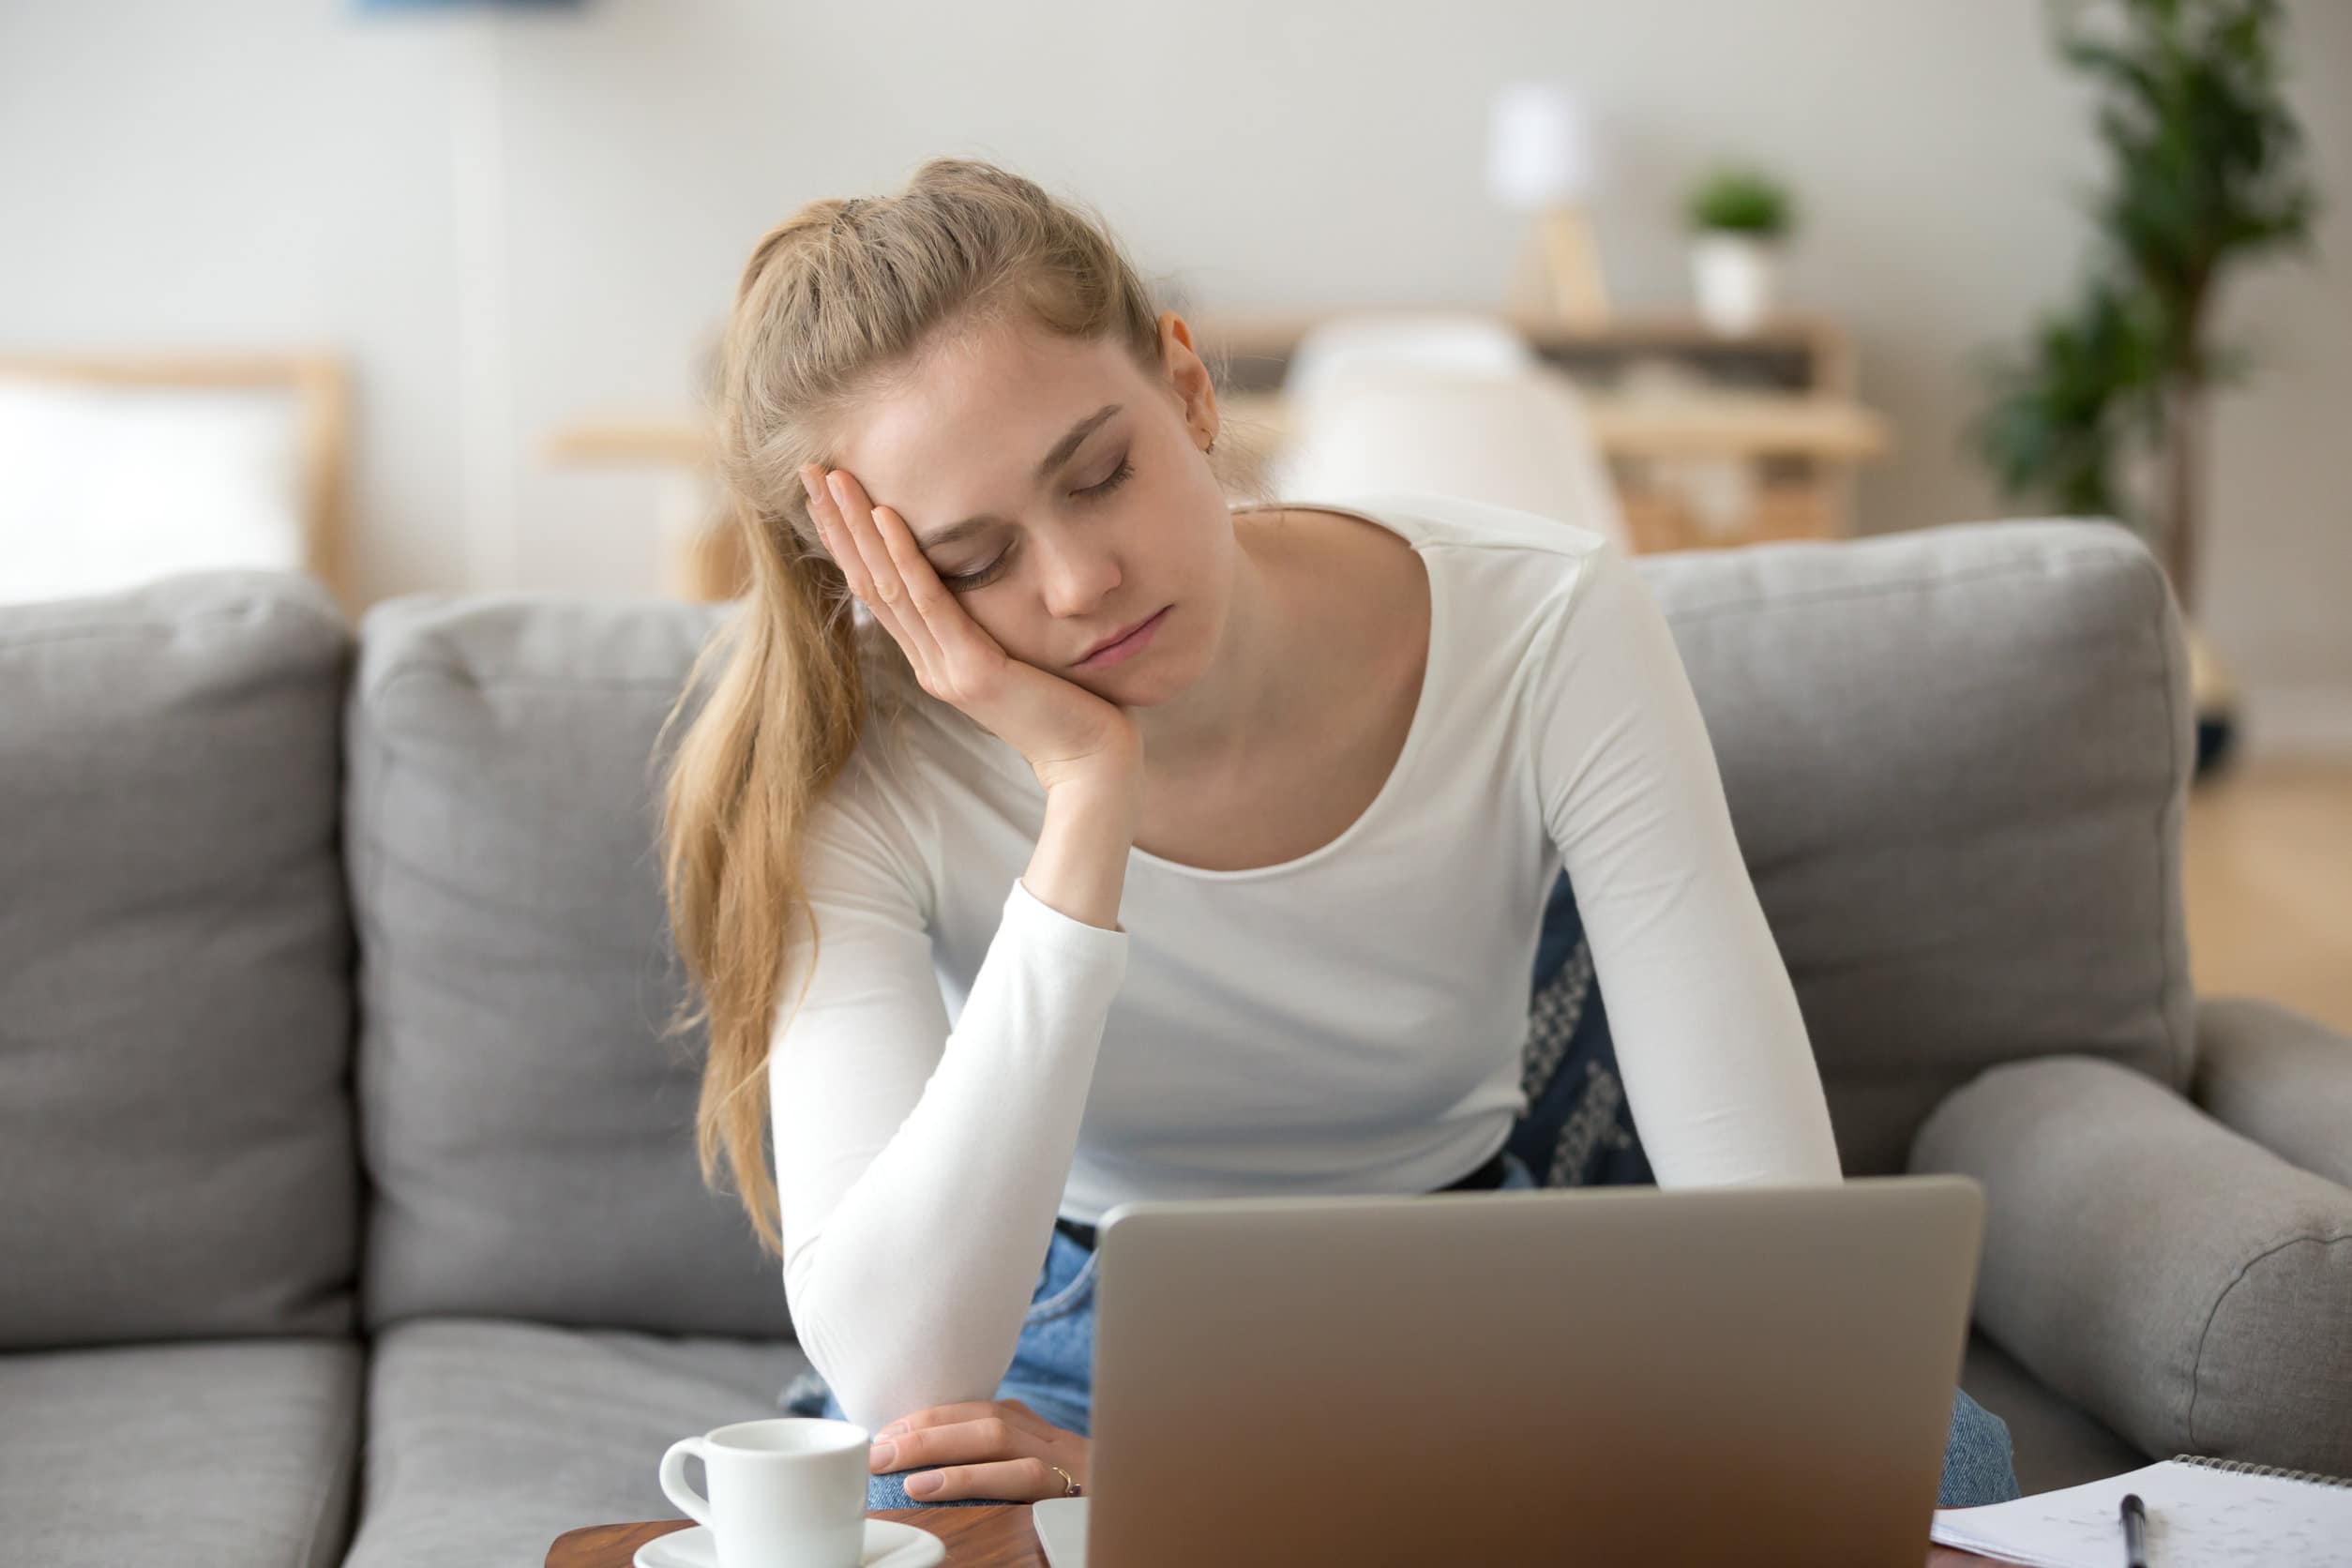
[1691,234,1777,334]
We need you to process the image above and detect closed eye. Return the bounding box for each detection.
[1082,453,1135,499]
[939,453,1136,589]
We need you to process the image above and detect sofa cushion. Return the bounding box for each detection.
[1916,1053,2352,1477]
[348,595,784,1337]
[0,1335,362,1568]
[1635,520,2194,1173]
[0,571,359,1347]
[339,1316,812,1568]
[2191,995,2352,1190]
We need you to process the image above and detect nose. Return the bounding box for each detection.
[1033,528,1123,620]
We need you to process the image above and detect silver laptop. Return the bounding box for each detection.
[1032,1173,1983,1568]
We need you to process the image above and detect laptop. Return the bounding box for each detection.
[1032,1172,1983,1568]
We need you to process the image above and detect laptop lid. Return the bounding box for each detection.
[1068,1173,1982,1568]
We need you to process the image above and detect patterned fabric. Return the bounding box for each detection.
[1507,867,1656,1190]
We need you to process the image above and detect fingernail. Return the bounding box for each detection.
[906,1470,942,1497]
[881,1421,908,1438]
[869,1440,897,1470]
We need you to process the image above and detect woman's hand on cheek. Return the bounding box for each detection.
[799,462,1141,792]
[867,1396,1089,1503]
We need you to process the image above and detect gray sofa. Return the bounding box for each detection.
[3,517,2346,1568]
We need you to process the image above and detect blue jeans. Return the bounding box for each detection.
[794,1146,2021,1512]
[788,869,2022,1510]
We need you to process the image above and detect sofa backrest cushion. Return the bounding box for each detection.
[348,592,784,1337]
[1633,518,2194,1174]
[0,572,358,1349]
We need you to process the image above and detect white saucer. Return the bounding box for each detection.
[634,1519,944,1568]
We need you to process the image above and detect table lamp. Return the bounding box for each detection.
[1486,82,1612,330]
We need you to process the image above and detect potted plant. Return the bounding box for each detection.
[1685,165,1796,334]
[1972,0,2317,777]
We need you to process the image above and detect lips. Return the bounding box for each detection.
[1078,607,1166,665]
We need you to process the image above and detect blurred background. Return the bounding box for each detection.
[3,0,2345,1020]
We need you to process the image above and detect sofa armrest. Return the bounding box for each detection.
[1910,1055,2352,1476]
[2192,996,2352,1190]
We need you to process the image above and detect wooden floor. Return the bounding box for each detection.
[2182,758,2352,1035]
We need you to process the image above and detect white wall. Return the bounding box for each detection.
[5,0,2346,751]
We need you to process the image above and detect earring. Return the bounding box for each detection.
[1204,433,1217,455]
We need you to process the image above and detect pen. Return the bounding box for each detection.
[2118,1491,2148,1568]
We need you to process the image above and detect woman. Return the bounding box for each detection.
[657,156,2021,1513]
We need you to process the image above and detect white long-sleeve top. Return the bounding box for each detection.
[770,490,1843,1434]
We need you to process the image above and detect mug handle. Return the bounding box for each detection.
[658,1437,714,1527]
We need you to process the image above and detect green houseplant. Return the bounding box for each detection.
[1688,167,1795,239]
[1973,0,2318,622]
[1686,165,1798,334]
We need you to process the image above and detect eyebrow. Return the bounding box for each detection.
[910,402,1123,550]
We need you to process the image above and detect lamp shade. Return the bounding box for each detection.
[1486,82,1603,210]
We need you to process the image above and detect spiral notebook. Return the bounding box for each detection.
[1929,1454,2352,1567]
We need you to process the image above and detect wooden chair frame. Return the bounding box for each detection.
[0,352,354,611]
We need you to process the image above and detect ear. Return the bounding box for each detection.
[1155,310,1218,443]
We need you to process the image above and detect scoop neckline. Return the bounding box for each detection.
[961,497,1445,882]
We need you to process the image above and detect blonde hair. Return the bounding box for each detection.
[656,156,1266,1257]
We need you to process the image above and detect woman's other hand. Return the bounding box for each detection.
[867,1395,1090,1503]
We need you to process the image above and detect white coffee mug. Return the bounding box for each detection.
[658,1417,872,1568]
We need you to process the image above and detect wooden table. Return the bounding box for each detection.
[547,1511,2010,1566]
